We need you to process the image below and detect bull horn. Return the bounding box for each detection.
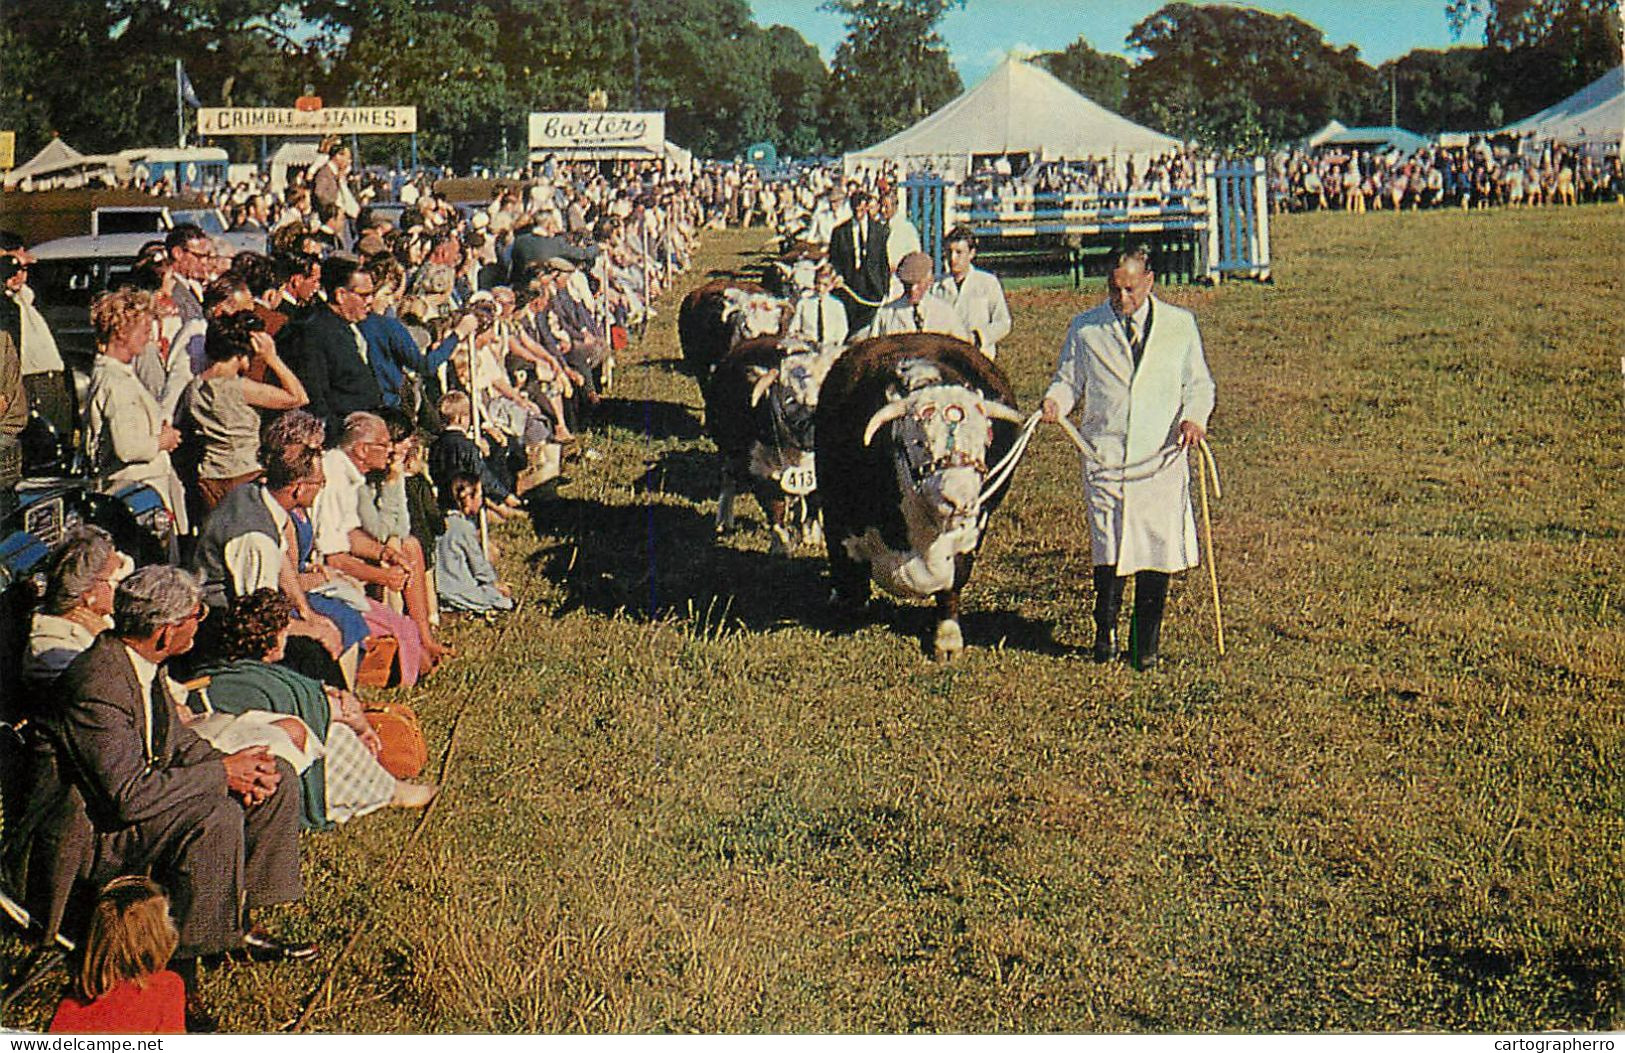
[749,369,780,407]
[982,400,1026,425]
[862,400,910,447]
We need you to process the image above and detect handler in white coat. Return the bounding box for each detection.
[932,225,1012,359]
[1041,245,1215,669]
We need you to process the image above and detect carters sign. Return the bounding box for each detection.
[528,112,665,154]
[198,107,419,136]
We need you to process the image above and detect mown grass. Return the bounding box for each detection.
[3,206,1621,1033]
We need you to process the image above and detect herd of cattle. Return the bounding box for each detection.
[677,278,1026,660]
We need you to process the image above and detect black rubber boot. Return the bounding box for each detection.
[1092,565,1124,662]
[1130,570,1170,670]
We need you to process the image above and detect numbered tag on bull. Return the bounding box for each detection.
[779,464,817,496]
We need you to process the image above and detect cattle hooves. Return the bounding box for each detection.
[932,621,965,662]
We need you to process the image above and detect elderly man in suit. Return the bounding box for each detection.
[828,190,890,334]
[50,565,314,1007]
[1041,245,1216,670]
[279,255,385,443]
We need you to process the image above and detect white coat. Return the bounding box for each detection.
[932,267,1012,358]
[85,355,189,533]
[1045,296,1215,575]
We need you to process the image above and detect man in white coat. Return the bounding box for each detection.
[932,225,1012,359]
[1041,245,1215,669]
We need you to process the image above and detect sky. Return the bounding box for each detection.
[746,1,1485,86]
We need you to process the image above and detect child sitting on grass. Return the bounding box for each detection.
[50,877,186,1034]
[435,473,516,615]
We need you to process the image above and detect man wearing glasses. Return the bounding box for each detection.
[279,255,385,443]
[164,224,216,326]
[52,564,314,1021]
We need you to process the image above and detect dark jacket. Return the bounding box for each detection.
[280,303,385,441]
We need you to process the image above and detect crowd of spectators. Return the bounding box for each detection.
[1273,140,1625,213]
[0,140,702,1031]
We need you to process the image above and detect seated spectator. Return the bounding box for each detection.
[23,526,132,687]
[182,312,309,512]
[188,436,352,687]
[435,474,515,615]
[359,254,460,414]
[278,255,385,443]
[50,565,314,1013]
[85,289,188,537]
[313,412,451,670]
[48,877,185,1035]
[429,391,525,521]
[197,590,435,830]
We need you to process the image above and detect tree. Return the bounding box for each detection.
[1124,3,1374,151]
[1033,36,1130,112]
[1358,49,1495,132]
[761,24,829,157]
[1446,0,1620,122]
[1,0,322,156]
[819,0,964,152]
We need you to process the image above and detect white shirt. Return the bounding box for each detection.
[932,266,1012,359]
[223,485,292,598]
[787,293,849,349]
[123,643,164,763]
[312,447,367,558]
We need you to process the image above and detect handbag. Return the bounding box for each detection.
[355,634,399,689]
[365,701,427,779]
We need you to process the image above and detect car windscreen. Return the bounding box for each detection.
[171,209,226,235]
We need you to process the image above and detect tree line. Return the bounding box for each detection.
[1,0,1615,171]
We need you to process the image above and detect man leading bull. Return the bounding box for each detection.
[1041,245,1216,670]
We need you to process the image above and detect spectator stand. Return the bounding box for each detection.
[904,158,1271,286]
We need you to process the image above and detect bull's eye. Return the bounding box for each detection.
[944,405,965,423]
[917,406,935,420]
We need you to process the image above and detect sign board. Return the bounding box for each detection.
[0,132,14,171]
[528,111,664,156]
[197,107,418,136]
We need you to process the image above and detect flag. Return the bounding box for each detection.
[178,62,202,109]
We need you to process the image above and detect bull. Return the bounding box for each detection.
[676,279,787,380]
[815,334,1025,660]
[705,336,840,554]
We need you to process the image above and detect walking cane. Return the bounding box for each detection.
[1049,418,1228,657]
[466,333,489,557]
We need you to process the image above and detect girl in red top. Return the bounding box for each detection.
[49,876,185,1034]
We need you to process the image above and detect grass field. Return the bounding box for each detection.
[3,205,1621,1033]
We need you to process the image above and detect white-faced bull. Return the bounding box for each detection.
[815,334,1024,660]
[677,278,788,380]
[705,336,840,554]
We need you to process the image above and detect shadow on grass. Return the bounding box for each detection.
[594,395,704,441]
[637,448,718,506]
[1418,942,1621,1029]
[524,491,1080,658]
[525,494,826,631]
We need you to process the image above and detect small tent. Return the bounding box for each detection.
[1307,120,1430,156]
[1498,65,1623,149]
[3,137,118,190]
[844,55,1180,178]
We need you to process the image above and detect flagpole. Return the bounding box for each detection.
[176,59,185,149]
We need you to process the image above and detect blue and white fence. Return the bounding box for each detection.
[904,158,1271,283]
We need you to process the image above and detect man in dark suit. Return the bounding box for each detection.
[50,566,313,999]
[164,223,215,327]
[828,190,890,334]
[279,255,384,443]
